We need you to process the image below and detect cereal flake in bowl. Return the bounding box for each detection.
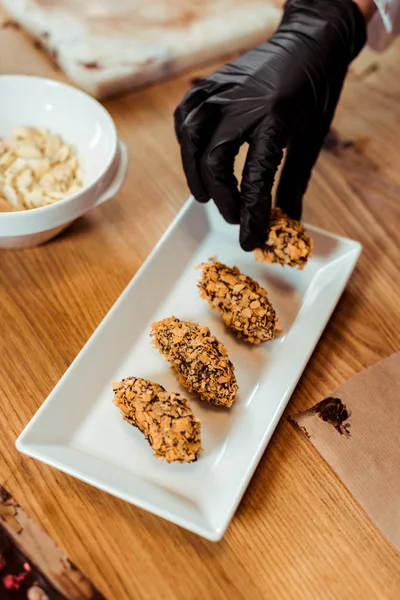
[0,126,84,212]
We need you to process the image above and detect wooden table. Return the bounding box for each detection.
[1,15,400,600]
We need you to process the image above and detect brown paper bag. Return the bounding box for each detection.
[289,352,400,552]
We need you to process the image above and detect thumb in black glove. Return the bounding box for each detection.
[174,0,366,251]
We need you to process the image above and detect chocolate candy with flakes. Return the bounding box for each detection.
[113,377,201,463]
[254,207,313,269]
[198,260,280,344]
[151,317,238,407]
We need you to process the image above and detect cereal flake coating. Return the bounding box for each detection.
[198,260,280,344]
[112,377,201,463]
[254,207,313,269]
[151,317,238,407]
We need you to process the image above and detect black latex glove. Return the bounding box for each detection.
[174,0,366,251]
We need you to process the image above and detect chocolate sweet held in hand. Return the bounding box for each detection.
[254,208,313,269]
[0,487,105,600]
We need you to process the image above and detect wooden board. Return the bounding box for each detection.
[0,0,283,98]
[0,486,104,599]
[0,10,400,600]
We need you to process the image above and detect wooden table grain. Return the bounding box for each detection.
[1,15,400,600]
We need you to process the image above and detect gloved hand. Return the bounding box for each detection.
[174,0,366,251]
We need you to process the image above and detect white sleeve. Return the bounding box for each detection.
[368,0,400,50]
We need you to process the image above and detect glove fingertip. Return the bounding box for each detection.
[239,238,257,253]
[239,214,269,252]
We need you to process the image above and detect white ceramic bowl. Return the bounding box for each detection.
[0,75,128,249]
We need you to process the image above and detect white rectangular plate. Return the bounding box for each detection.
[17,198,361,541]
